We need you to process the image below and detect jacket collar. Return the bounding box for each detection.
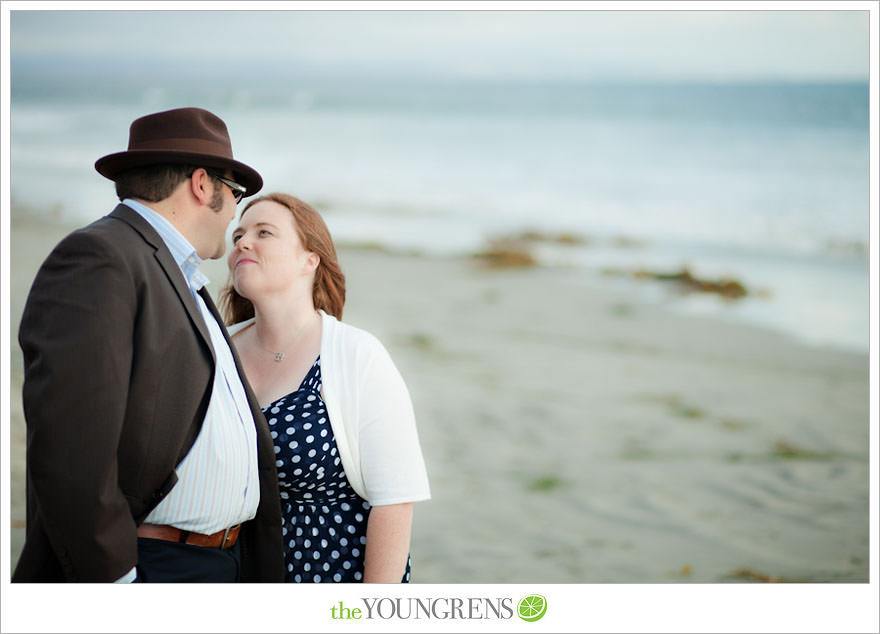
[109,203,214,362]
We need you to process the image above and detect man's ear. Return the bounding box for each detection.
[189,168,213,205]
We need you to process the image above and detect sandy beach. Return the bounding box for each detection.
[7,206,870,583]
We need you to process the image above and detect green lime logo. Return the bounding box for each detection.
[517,594,547,622]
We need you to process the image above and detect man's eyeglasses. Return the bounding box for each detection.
[205,170,247,203]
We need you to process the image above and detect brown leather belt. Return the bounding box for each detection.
[137,523,241,549]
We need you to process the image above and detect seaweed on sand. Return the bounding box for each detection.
[472,239,538,269]
[633,267,748,299]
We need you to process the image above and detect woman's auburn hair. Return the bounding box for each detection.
[219,192,346,325]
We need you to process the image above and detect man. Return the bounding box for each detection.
[13,107,284,582]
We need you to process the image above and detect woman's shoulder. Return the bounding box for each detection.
[321,312,389,357]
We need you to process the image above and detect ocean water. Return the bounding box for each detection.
[9,76,870,352]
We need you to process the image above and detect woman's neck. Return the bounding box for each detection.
[250,291,320,352]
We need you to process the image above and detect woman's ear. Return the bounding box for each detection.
[305,252,320,274]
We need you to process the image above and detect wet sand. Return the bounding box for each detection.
[7,207,870,583]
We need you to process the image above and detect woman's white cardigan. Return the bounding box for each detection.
[229,310,431,506]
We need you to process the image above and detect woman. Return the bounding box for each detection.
[220,193,430,583]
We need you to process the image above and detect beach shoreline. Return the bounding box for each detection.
[7,206,870,582]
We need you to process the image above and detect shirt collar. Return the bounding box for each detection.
[123,198,210,291]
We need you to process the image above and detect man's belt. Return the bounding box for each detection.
[137,523,241,549]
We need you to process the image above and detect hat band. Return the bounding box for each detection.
[131,137,234,158]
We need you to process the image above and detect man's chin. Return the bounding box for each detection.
[207,245,227,260]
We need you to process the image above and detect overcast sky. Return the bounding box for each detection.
[6,6,872,82]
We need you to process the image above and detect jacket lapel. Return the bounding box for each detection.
[108,204,214,362]
[199,290,263,423]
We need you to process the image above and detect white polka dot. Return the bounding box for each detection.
[333,573,342,582]
[340,538,348,546]
[275,460,283,467]
[321,430,329,438]
[288,440,298,449]
[333,515,342,523]
[328,528,336,536]
[312,527,319,537]
[270,431,278,438]
[307,395,315,401]
[323,563,330,571]
[294,574,301,582]
[303,412,311,418]
[352,548,360,557]
[304,539,311,547]
[331,550,339,559]
[320,539,328,547]
[342,561,351,569]
[341,503,351,511]
[287,563,293,572]
[322,443,330,451]
[274,446,280,454]
[304,563,311,571]
[355,513,363,522]
[303,422,312,429]
[308,449,317,458]
[294,551,302,559]
[292,455,301,463]
[296,527,303,536]
[294,469,302,476]
[313,574,321,582]
[354,572,362,580]
[313,551,320,560]
[306,435,314,443]
[346,525,356,534]
[359,536,366,545]
[285,414,294,422]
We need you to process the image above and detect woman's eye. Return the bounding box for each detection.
[260,230,272,237]
[232,235,241,244]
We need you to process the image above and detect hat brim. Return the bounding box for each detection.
[95,150,263,197]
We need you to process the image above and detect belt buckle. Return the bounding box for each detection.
[220,524,239,549]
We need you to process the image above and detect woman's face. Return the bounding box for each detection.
[228,200,318,301]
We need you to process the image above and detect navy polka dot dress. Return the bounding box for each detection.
[263,356,411,583]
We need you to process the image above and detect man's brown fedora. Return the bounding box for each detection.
[95,107,262,196]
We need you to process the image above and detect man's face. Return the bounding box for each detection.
[202,171,240,260]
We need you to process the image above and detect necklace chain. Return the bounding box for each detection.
[254,338,289,362]
[251,314,320,363]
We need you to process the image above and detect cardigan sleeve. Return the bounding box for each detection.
[355,337,431,506]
